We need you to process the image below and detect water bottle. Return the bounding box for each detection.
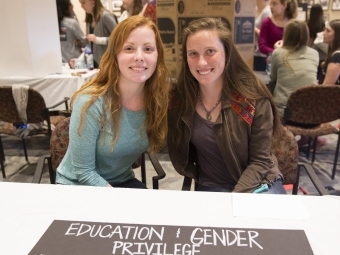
[75,57,85,69]
[84,46,94,70]
[266,53,272,75]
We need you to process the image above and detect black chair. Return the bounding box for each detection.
[283,85,340,179]
[32,117,166,189]
[0,86,69,178]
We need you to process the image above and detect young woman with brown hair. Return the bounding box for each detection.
[168,18,285,194]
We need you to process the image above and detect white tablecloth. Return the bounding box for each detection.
[0,182,339,255]
[0,70,98,110]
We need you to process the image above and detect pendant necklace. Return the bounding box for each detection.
[197,91,221,121]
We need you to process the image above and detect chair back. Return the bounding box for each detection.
[50,117,70,171]
[0,86,46,124]
[272,126,299,185]
[285,85,340,125]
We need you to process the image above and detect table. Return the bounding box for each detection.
[0,70,98,110]
[0,182,339,254]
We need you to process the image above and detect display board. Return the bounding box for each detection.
[29,220,314,255]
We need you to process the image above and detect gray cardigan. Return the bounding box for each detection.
[86,11,117,64]
[60,17,86,63]
[270,46,319,115]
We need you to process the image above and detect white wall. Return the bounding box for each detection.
[71,0,86,34]
[0,0,62,76]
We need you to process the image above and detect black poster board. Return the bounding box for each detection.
[29,220,314,255]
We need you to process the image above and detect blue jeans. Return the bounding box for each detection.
[261,177,286,194]
[197,177,286,194]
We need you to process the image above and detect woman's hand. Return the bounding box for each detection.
[87,34,97,42]
[69,58,76,69]
[274,40,283,49]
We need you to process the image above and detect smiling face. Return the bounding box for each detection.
[186,30,225,88]
[323,25,335,45]
[117,25,158,87]
[270,0,286,17]
[79,0,94,14]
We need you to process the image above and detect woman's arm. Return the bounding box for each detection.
[255,7,271,37]
[255,27,260,36]
[88,13,117,45]
[322,52,340,84]
[233,98,275,193]
[258,18,273,55]
[68,95,108,187]
[72,20,86,47]
[87,34,107,45]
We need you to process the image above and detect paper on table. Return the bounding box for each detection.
[232,193,310,220]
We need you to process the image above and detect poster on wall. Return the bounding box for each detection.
[324,13,330,24]
[298,3,308,21]
[28,220,315,255]
[302,0,314,8]
[332,0,340,10]
[318,0,329,10]
[112,0,123,11]
[101,0,123,12]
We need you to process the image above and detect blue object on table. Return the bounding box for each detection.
[253,183,269,193]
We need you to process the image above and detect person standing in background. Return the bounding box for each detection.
[57,0,86,65]
[118,0,143,23]
[258,0,298,56]
[254,0,271,71]
[80,0,117,67]
[321,19,340,85]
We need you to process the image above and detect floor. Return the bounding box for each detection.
[1,131,340,195]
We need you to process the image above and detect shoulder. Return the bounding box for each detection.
[74,94,91,105]
[101,10,111,17]
[62,17,77,27]
[231,93,257,126]
[305,46,319,58]
[261,17,271,25]
[273,47,285,54]
[73,94,103,110]
[101,10,117,22]
[262,6,272,17]
[272,47,285,58]
[330,51,340,62]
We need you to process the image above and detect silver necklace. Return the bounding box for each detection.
[197,91,221,121]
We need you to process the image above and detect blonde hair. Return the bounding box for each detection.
[279,0,298,19]
[72,16,169,153]
[282,19,309,72]
[85,0,107,23]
